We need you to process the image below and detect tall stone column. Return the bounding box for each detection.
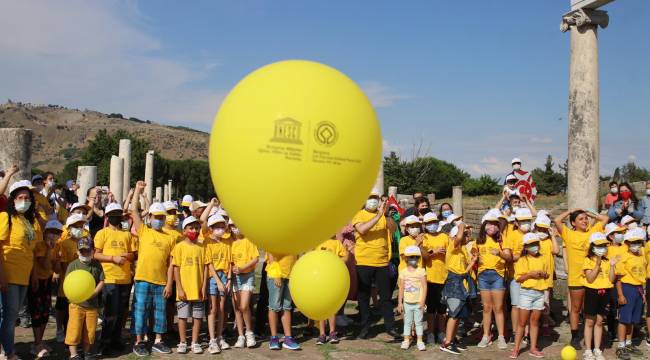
[110,156,124,204]
[167,179,173,201]
[371,162,384,196]
[155,187,162,202]
[163,184,169,203]
[76,166,97,204]
[0,129,32,193]
[452,186,463,217]
[561,8,609,210]
[119,139,131,200]
[144,150,154,203]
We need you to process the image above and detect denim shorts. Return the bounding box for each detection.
[478,270,505,291]
[209,271,230,296]
[518,288,545,311]
[234,272,255,292]
[267,278,292,312]
[509,279,521,307]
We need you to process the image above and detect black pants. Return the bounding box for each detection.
[101,284,132,344]
[254,263,269,335]
[356,265,394,331]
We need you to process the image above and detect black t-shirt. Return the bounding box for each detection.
[65,259,104,309]
[88,212,104,238]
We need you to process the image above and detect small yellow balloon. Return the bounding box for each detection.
[209,60,381,255]
[289,250,350,320]
[63,270,96,304]
[561,345,577,360]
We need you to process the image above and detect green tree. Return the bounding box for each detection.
[463,175,501,196]
[619,162,650,182]
[531,155,565,195]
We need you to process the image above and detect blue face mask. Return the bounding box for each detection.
[151,219,164,230]
[425,223,439,233]
[442,210,452,219]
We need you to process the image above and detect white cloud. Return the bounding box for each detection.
[361,81,410,108]
[0,0,225,128]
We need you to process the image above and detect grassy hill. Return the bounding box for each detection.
[0,101,209,172]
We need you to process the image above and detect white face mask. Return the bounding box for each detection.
[407,227,421,237]
[629,244,643,254]
[537,231,549,240]
[425,223,439,233]
[365,199,379,211]
[611,187,618,194]
[14,200,31,213]
[593,247,607,257]
[627,223,638,230]
[519,222,531,233]
[70,227,83,239]
[613,233,624,244]
[79,254,92,263]
[527,245,539,255]
[513,164,521,171]
[121,221,130,231]
[213,228,225,238]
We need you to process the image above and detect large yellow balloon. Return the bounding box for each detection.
[63,270,96,304]
[289,250,350,320]
[209,60,381,255]
[560,345,577,360]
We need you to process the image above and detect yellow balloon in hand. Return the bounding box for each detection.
[209,60,381,255]
[63,270,96,304]
[561,345,577,360]
[289,250,350,320]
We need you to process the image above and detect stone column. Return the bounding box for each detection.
[452,186,463,217]
[155,187,162,202]
[427,193,436,207]
[76,166,97,204]
[561,8,609,210]
[0,129,32,193]
[167,179,173,201]
[163,184,169,203]
[119,139,131,200]
[144,150,154,203]
[109,156,124,204]
[371,162,384,196]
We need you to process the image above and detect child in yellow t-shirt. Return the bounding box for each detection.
[267,252,299,350]
[314,237,349,345]
[511,233,549,359]
[172,216,208,354]
[420,212,448,344]
[398,246,427,351]
[582,232,617,360]
[399,216,424,270]
[533,214,559,336]
[230,223,259,349]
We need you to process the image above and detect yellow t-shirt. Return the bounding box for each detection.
[609,244,628,261]
[205,239,231,275]
[398,236,422,271]
[503,230,524,279]
[231,238,259,273]
[172,240,208,301]
[515,254,548,291]
[422,233,449,284]
[0,212,41,285]
[399,267,426,304]
[582,257,613,289]
[645,242,650,278]
[475,235,506,277]
[33,192,52,223]
[352,209,390,267]
[267,253,297,279]
[615,252,647,286]
[539,238,555,289]
[53,236,80,296]
[561,222,604,287]
[163,227,185,244]
[134,226,175,285]
[94,227,135,284]
[32,240,53,280]
[446,240,470,275]
[316,239,347,258]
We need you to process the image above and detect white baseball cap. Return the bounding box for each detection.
[163,201,177,211]
[534,215,551,229]
[404,245,421,257]
[422,212,438,223]
[522,232,540,245]
[217,208,229,217]
[70,202,91,213]
[45,220,63,232]
[512,158,522,164]
[105,202,123,215]
[589,232,609,246]
[207,214,226,227]
[9,180,32,195]
[190,200,208,212]
[446,214,463,224]
[182,216,200,229]
[605,222,625,237]
[181,195,193,207]
[450,225,459,238]
[505,174,517,182]
[148,202,167,216]
[621,215,636,226]
[482,209,502,223]
[624,227,646,242]
[403,215,421,226]
[514,208,533,221]
[66,213,87,227]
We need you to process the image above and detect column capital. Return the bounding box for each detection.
[560,8,609,32]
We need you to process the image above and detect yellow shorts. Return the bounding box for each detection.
[64,304,98,346]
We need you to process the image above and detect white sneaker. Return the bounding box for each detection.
[208,339,221,354]
[56,328,65,343]
[497,335,508,350]
[219,337,230,350]
[417,341,426,351]
[400,340,410,350]
[191,342,203,354]
[477,335,491,348]
[592,349,605,360]
[234,335,246,348]
[245,331,256,348]
[583,349,595,360]
[176,342,188,354]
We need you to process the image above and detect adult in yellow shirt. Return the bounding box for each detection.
[0,180,43,359]
[420,212,448,345]
[351,192,399,340]
[172,216,208,354]
[474,209,508,349]
[553,208,608,350]
[266,252,299,350]
[93,202,136,352]
[511,233,549,359]
[230,223,259,349]
[130,181,175,356]
[614,228,647,355]
[582,232,617,360]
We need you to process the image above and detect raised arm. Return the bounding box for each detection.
[553,209,573,234]
[130,181,146,232]
[0,165,19,196]
[586,209,609,225]
[354,201,386,236]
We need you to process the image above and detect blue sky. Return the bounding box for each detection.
[1,0,648,177]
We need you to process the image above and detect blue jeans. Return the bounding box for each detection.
[0,285,28,355]
[267,278,292,312]
[402,302,424,337]
[478,270,505,291]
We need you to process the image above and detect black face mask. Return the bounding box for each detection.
[108,216,122,226]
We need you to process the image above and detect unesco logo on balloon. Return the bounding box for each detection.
[314,121,338,146]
